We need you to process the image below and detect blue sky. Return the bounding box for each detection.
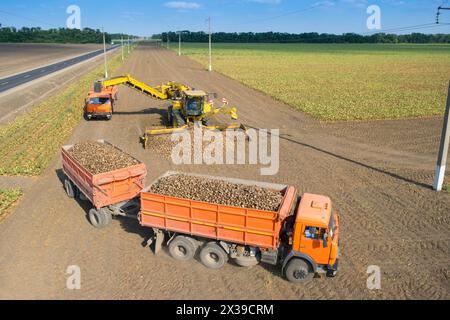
[1,0,449,36]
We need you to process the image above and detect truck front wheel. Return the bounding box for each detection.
[285,258,314,283]
[168,236,196,261]
[200,243,228,269]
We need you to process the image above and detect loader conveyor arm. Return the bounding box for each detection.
[99,74,190,101]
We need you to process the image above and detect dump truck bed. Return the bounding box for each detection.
[62,140,147,209]
[139,172,297,249]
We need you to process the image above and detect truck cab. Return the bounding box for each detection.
[283,193,340,283]
[84,86,118,120]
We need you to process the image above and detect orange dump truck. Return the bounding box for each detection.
[140,172,340,283]
[61,140,147,228]
[84,85,118,120]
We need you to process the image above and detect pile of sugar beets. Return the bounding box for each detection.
[69,142,283,211]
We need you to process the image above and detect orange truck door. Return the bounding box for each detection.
[299,225,331,265]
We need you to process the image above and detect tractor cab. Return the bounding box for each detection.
[182,90,207,117]
[290,193,340,276]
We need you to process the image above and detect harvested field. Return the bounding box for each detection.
[1,45,449,300]
[150,174,284,211]
[68,141,139,174]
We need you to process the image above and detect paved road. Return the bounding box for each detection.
[0,45,119,93]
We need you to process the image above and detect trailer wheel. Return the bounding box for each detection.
[64,179,78,198]
[88,208,111,229]
[168,236,196,261]
[285,258,314,283]
[200,243,228,269]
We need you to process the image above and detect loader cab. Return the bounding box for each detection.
[291,193,340,268]
[182,90,206,117]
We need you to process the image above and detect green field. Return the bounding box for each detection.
[180,43,450,121]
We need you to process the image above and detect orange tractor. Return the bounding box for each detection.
[84,85,118,120]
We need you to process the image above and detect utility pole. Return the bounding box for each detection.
[167,32,170,49]
[127,36,130,54]
[208,17,212,72]
[433,82,450,191]
[178,31,181,56]
[102,28,108,78]
[121,36,124,61]
[436,6,450,24]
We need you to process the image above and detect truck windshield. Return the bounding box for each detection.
[89,97,110,104]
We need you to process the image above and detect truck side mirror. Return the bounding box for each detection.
[323,232,328,248]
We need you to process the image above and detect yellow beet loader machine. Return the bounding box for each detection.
[94,74,246,148]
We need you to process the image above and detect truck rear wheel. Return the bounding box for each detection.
[200,243,228,269]
[168,236,196,261]
[285,258,314,283]
[88,208,112,229]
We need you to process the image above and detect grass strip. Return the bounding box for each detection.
[0,189,23,220]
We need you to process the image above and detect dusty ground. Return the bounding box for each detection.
[0,43,103,78]
[0,45,449,300]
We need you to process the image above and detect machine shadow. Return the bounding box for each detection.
[114,107,169,125]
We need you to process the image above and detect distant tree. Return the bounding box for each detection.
[0,27,135,44]
[152,31,450,44]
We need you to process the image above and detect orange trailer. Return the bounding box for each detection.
[139,172,340,283]
[62,140,147,228]
[140,172,296,250]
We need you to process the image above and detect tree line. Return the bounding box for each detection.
[155,31,450,44]
[0,27,136,44]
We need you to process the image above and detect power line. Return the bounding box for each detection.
[214,2,331,30]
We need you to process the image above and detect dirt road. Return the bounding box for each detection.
[0,45,449,299]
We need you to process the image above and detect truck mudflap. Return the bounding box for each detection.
[325,258,339,277]
[145,229,165,254]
